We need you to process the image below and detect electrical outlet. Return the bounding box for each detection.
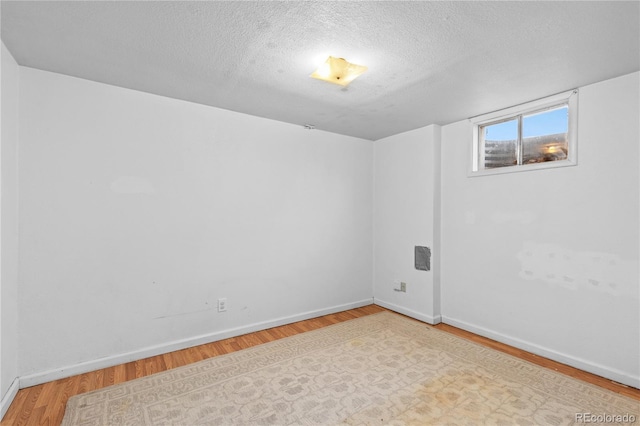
[218,298,227,312]
[394,281,407,293]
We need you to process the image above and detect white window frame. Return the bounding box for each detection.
[469,89,578,177]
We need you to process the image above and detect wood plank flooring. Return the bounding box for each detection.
[2,304,639,425]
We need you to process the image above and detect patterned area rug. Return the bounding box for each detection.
[62,312,639,425]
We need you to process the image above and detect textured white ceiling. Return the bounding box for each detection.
[2,1,639,140]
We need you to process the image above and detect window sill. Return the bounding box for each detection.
[468,158,577,177]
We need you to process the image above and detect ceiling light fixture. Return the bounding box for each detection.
[310,56,367,87]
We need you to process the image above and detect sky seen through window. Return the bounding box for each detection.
[483,106,569,140]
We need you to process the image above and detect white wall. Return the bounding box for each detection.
[0,42,20,415]
[6,57,639,401]
[440,72,640,387]
[17,68,373,382]
[373,125,441,323]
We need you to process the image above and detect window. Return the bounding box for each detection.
[470,90,578,176]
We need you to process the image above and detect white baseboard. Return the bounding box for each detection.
[441,315,640,389]
[0,377,19,420]
[374,298,442,325]
[19,298,374,389]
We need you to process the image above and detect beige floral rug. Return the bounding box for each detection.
[62,312,639,425]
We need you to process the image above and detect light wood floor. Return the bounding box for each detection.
[2,304,639,425]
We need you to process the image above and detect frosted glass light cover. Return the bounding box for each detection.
[310,56,367,86]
